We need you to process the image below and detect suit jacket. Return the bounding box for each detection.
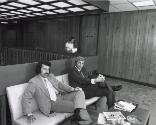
[68,66,92,89]
[22,73,74,116]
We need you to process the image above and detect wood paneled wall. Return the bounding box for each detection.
[2,15,99,56]
[21,16,80,53]
[2,24,17,47]
[0,24,6,49]
[98,10,156,85]
[80,15,99,56]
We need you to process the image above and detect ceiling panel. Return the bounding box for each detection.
[128,0,150,2]
[1,0,156,23]
[109,0,156,12]
[112,3,137,11]
[0,0,104,23]
[109,0,128,4]
[109,5,121,12]
[138,5,156,10]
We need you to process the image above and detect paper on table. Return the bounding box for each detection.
[114,100,136,112]
[103,111,126,120]
[97,113,106,124]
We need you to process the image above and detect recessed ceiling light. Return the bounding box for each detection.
[68,7,84,12]
[39,0,56,2]
[0,14,6,17]
[10,16,20,19]
[0,8,7,11]
[8,2,27,8]
[83,6,98,10]
[7,16,19,19]
[27,7,43,11]
[1,22,8,24]
[68,0,87,5]
[54,9,68,13]
[33,13,45,16]
[2,13,15,16]
[132,0,155,7]
[25,14,35,17]
[52,2,71,8]
[18,9,32,13]
[18,15,27,18]
[11,11,23,15]
[0,5,16,9]
[19,0,39,5]
[0,0,7,3]
[42,11,56,14]
[38,5,55,9]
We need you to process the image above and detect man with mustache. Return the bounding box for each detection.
[22,61,91,124]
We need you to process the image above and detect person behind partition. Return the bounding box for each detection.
[65,37,78,53]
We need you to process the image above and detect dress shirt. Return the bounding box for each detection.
[41,76,58,101]
[75,66,95,84]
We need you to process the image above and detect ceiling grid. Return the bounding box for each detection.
[0,0,102,23]
[0,0,156,23]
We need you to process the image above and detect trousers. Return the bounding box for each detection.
[83,82,115,108]
[51,90,86,113]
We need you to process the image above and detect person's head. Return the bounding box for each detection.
[36,61,51,78]
[75,56,85,70]
[70,37,75,43]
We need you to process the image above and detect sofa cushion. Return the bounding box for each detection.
[62,74,69,85]
[55,75,63,83]
[55,74,100,105]
[56,74,69,85]
[6,83,38,121]
[15,111,72,125]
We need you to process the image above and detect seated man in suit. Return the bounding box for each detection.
[22,61,90,124]
[68,56,122,109]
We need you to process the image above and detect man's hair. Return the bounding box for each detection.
[36,61,51,74]
[75,56,85,64]
[69,36,75,41]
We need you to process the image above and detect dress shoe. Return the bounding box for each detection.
[71,108,85,123]
[111,85,122,91]
[71,108,80,122]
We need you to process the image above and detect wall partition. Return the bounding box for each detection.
[1,15,99,57]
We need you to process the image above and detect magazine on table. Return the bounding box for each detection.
[103,111,126,120]
[98,111,128,125]
[114,100,137,112]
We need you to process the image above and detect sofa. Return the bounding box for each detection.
[6,73,107,125]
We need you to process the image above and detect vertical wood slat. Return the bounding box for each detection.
[0,47,73,65]
[80,15,99,56]
[98,10,156,85]
[0,95,6,125]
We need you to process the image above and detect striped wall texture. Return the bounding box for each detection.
[0,47,74,65]
[98,10,156,85]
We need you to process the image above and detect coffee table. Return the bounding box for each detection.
[87,106,150,125]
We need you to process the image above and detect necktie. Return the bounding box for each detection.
[80,71,85,78]
[44,78,57,101]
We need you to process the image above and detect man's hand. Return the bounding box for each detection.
[95,75,105,83]
[98,74,105,80]
[27,114,36,124]
[74,87,82,91]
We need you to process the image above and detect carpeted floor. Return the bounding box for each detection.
[107,78,156,125]
[107,78,156,110]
